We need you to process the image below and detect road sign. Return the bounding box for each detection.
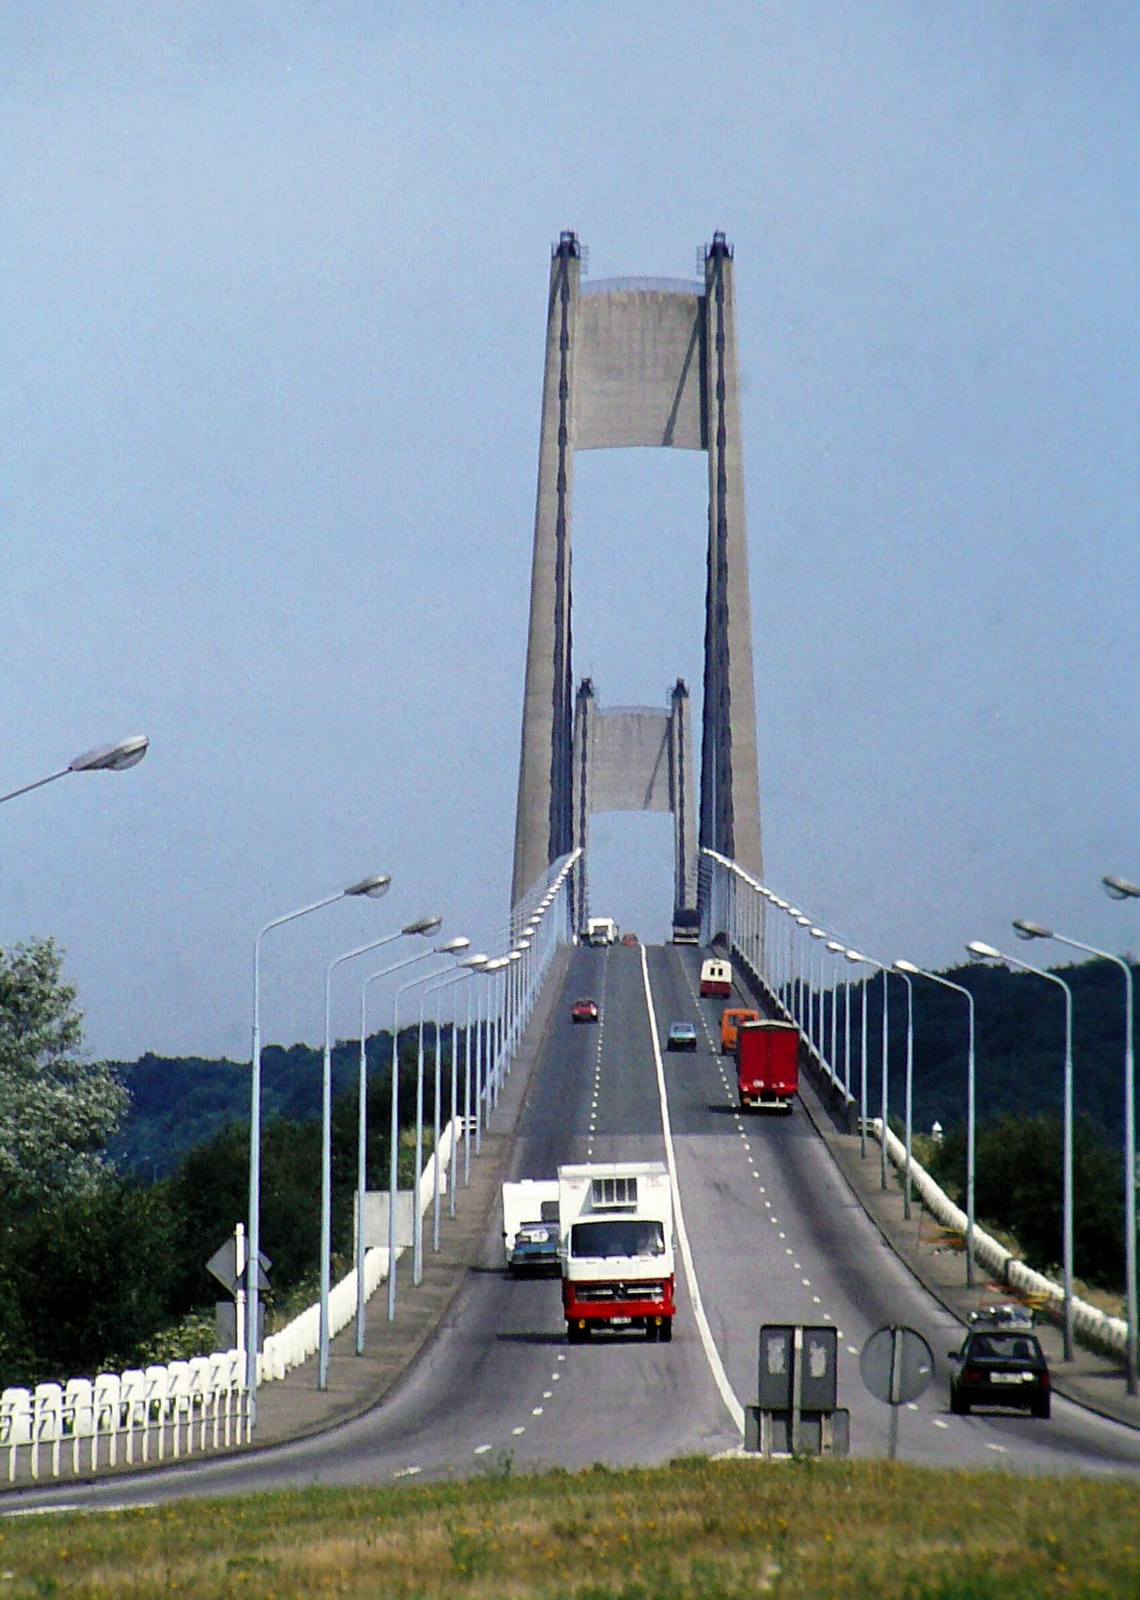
[860,1324,934,1460]
[860,1325,934,1406]
[206,1233,271,1295]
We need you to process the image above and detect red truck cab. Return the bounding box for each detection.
[736,1020,799,1111]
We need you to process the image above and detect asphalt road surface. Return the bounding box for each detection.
[7,943,1140,1513]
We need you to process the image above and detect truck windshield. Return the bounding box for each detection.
[571,1220,665,1259]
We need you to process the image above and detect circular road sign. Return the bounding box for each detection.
[859,1325,935,1407]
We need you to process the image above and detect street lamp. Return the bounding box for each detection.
[412,944,473,1284]
[318,912,454,1390]
[845,950,872,1158]
[389,939,469,1317]
[1,735,150,804]
[247,870,391,1425]
[1104,876,1140,902]
[478,956,511,1121]
[1014,914,1137,1394]
[826,941,850,1103]
[353,930,443,1351]
[809,928,830,1071]
[845,950,891,1185]
[968,938,1075,1361]
[421,957,488,1249]
[895,961,977,1264]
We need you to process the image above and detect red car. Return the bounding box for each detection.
[571,997,599,1023]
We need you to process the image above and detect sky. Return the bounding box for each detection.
[2,2,1138,1062]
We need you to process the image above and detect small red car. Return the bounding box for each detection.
[571,997,599,1023]
[621,932,639,946]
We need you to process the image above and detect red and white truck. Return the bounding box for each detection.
[736,1019,799,1111]
[558,1161,675,1343]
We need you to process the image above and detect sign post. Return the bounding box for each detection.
[207,1225,271,1356]
[859,1324,934,1460]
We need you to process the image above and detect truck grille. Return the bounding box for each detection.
[575,1282,665,1303]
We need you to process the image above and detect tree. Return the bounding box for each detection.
[0,938,127,1210]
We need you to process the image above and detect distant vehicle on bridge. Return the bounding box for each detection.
[620,931,638,946]
[736,1020,798,1111]
[672,908,701,945]
[699,958,733,998]
[571,997,599,1023]
[585,916,618,947]
[720,1006,760,1054]
[666,1021,698,1052]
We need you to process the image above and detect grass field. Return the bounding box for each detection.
[2,1456,1138,1599]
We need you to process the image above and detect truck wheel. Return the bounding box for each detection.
[1032,1395,1051,1420]
[645,1321,659,1342]
[660,1319,673,1344]
[950,1389,968,1416]
[567,1321,588,1344]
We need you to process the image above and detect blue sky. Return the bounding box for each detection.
[2,2,1137,1060]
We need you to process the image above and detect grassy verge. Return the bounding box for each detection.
[2,1456,1138,1598]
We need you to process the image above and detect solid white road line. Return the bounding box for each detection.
[639,947,745,1439]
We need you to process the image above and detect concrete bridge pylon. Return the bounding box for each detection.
[511,231,763,924]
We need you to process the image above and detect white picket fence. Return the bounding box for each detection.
[0,1118,463,1483]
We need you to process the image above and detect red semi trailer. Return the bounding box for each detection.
[736,1020,799,1111]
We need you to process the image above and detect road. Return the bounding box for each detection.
[6,943,1140,1512]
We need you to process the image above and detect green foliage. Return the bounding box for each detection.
[0,938,126,1209]
[930,1112,1125,1289]
[0,1026,455,1387]
[0,1181,177,1384]
[106,1023,472,1178]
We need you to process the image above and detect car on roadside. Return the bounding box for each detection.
[666,1021,698,1052]
[948,1307,1051,1418]
[620,932,639,946]
[571,997,599,1023]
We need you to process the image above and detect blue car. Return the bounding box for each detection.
[667,1022,698,1052]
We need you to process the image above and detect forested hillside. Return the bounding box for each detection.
[830,955,1136,1147]
[105,1029,437,1176]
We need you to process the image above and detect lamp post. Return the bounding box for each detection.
[809,927,830,1073]
[884,962,915,1221]
[412,946,473,1283]
[845,950,873,1159]
[316,911,449,1388]
[478,957,511,1123]
[898,961,974,1279]
[247,870,391,1424]
[969,939,1075,1361]
[794,915,811,1032]
[421,958,488,1250]
[388,940,470,1311]
[1103,874,1140,1393]
[353,932,444,1352]
[1013,914,1137,1394]
[826,940,849,1101]
[1,735,150,804]
[845,951,891,1184]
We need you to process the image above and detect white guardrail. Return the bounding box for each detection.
[703,848,1131,1367]
[0,1118,462,1483]
[873,1118,1130,1361]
